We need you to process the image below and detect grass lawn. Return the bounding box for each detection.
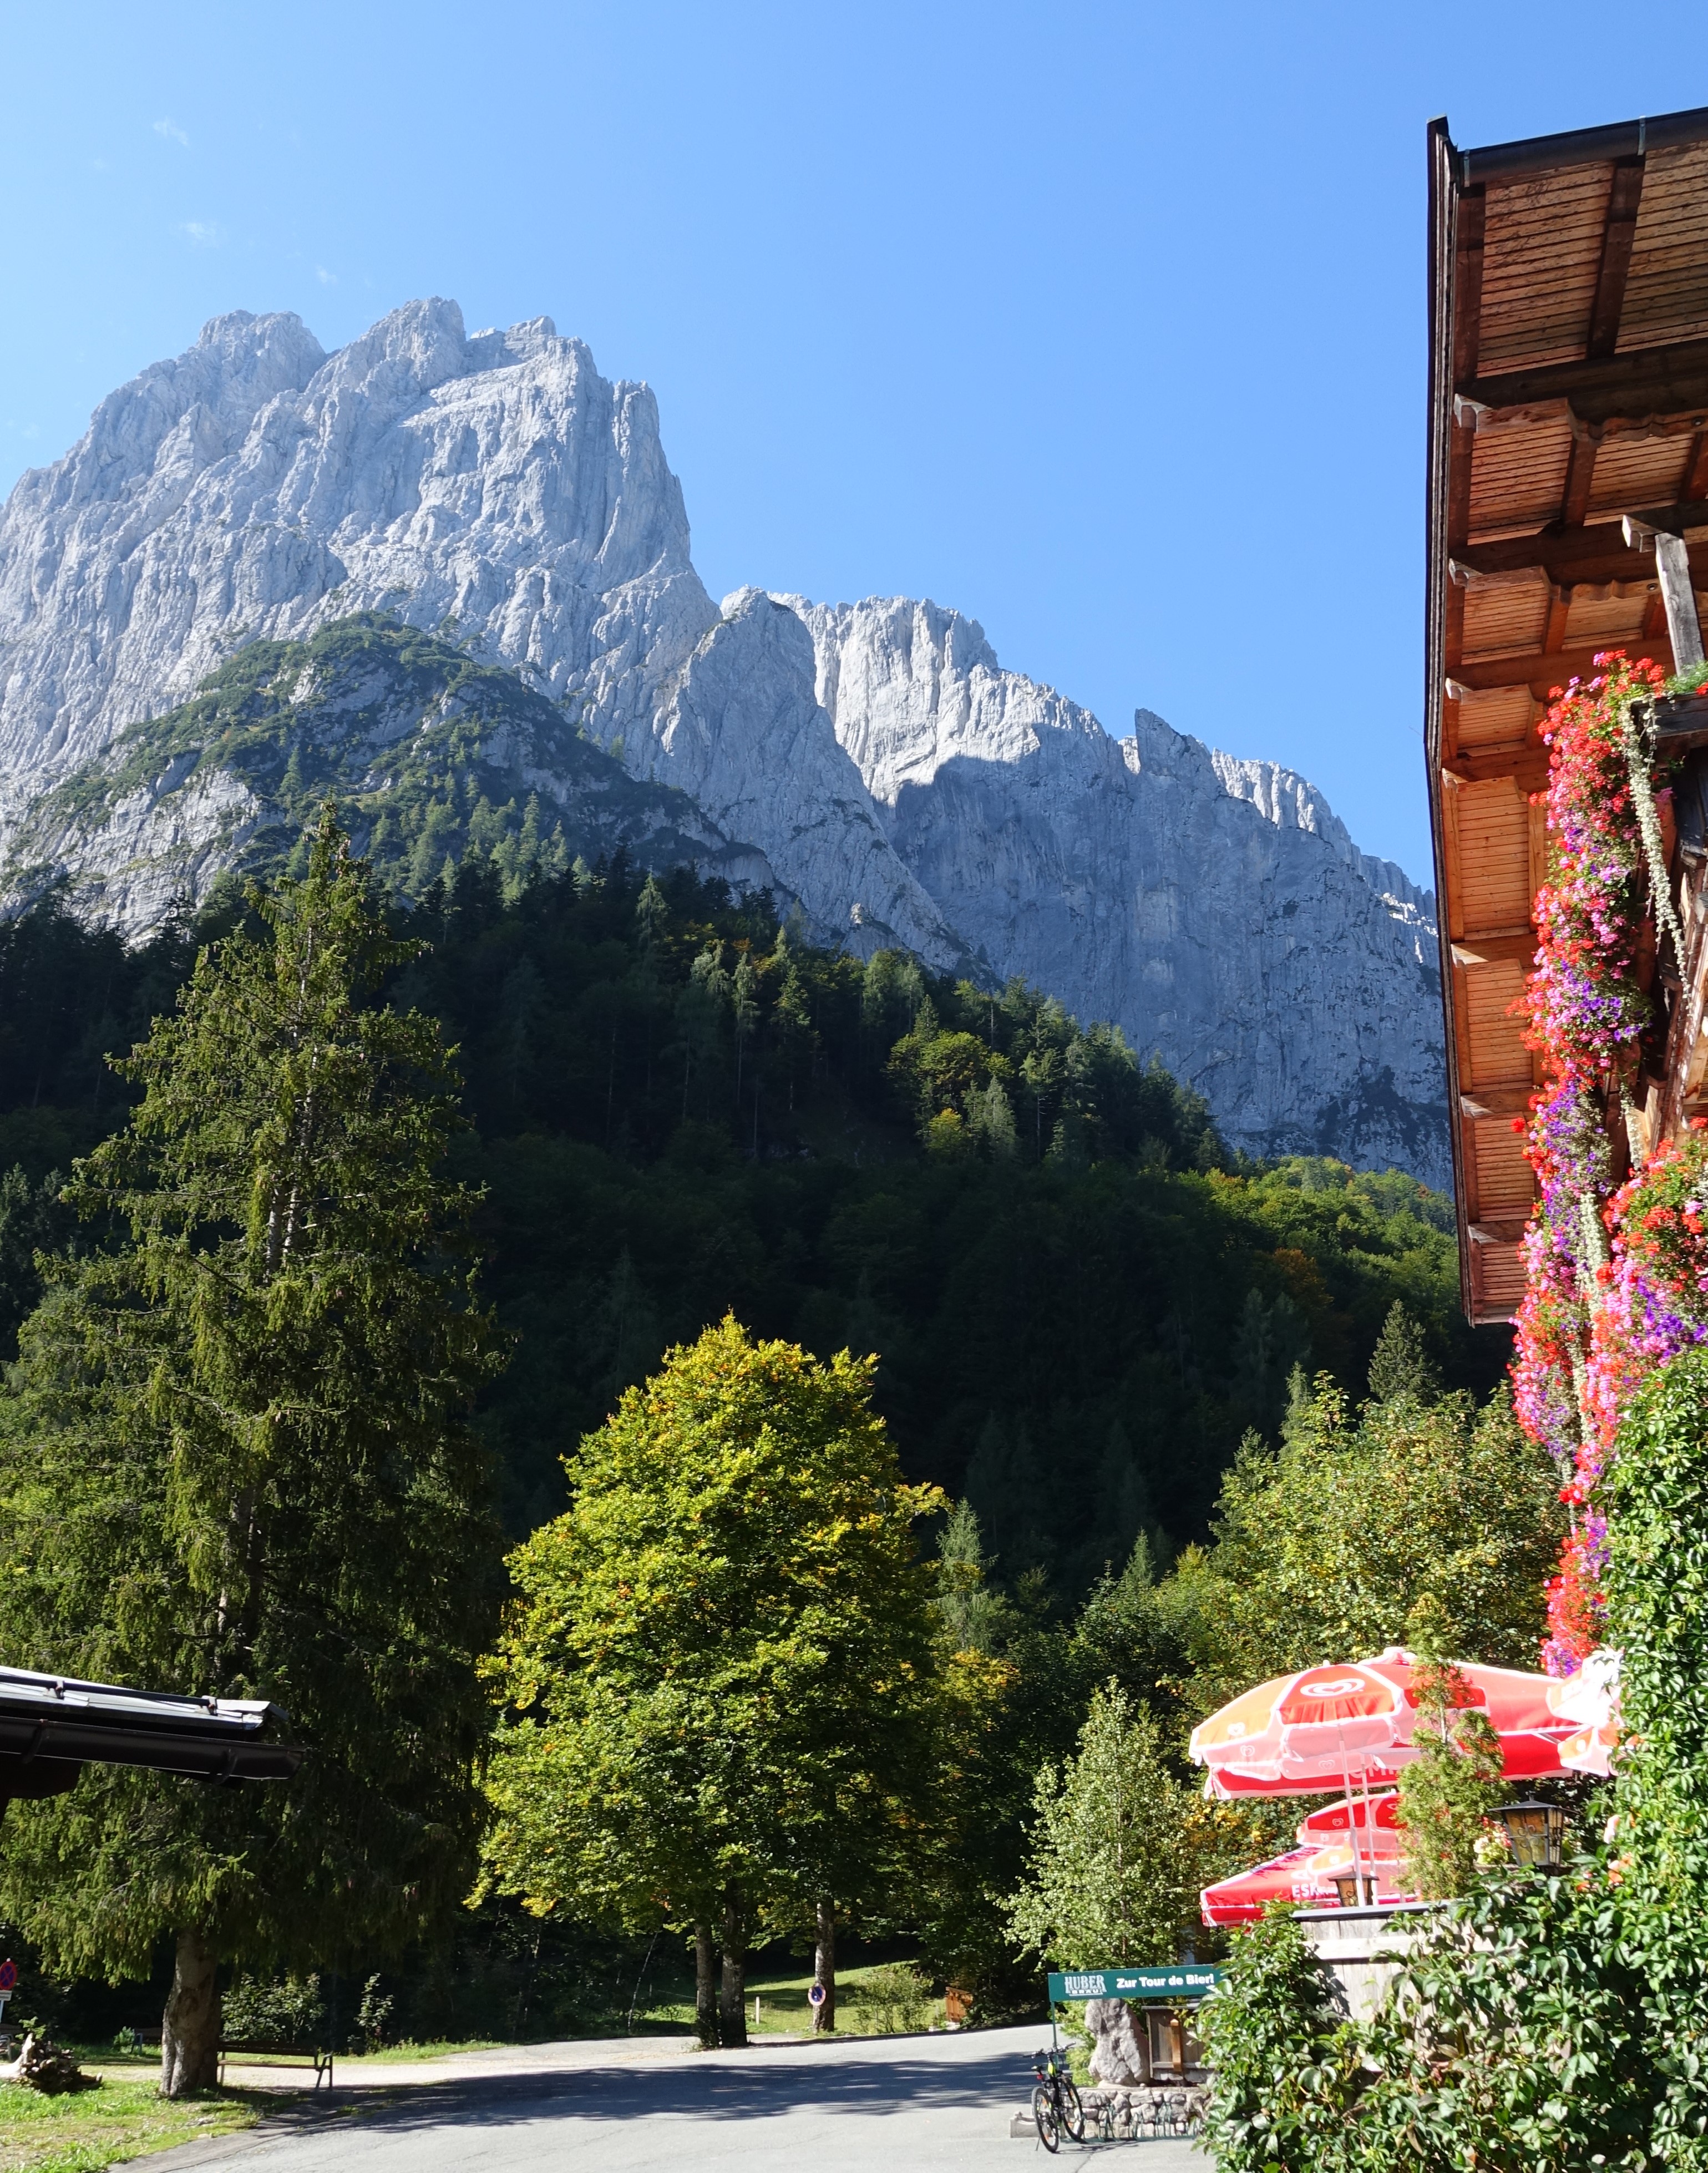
[0,2075,267,2173]
[640,1959,944,2038]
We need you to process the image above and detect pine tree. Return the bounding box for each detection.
[1367,1300,1441,1405]
[0,810,504,2094]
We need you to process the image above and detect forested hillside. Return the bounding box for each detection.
[0,847,1506,1589]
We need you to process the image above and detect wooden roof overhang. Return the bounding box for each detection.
[1427,108,1708,1324]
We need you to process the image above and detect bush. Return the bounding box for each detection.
[848,1964,937,2037]
[220,1974,326,2047]
[1196,1910,1355,2173]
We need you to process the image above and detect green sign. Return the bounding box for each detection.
[1047,1966,1223,2003]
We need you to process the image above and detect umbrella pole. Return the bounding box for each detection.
[1339,1739,1366,1906]
[1356,1763,1378,1904]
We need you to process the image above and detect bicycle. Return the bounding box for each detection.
[1031,2043,1085,2152]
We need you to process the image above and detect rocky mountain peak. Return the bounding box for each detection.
[0,302,1447,1182]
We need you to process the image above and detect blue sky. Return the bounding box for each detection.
[2,3,1700,883]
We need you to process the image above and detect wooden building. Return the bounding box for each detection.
[1427,106,1708,1323]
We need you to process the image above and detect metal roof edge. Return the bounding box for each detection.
[1463,104,1708,184]
[1425,119,1476,1320]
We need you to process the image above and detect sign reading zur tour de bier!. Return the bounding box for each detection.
[1047,1966,1222,2003]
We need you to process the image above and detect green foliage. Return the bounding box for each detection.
[221,1973,326,2047]
[1365,1300,1441,1405]
[1199,1339,1708,2173]
[1005,1684,1237,1969]
[0,838,1504,1589]
[1392,1654,1505,1902]
[480,1317,945,1943]
[0,811,503,1979]
[0,1165,70,1362]
[847,1962,937,2036]
[1606,1345,1708,1916]
[6,615,719,915]
[1165,1375,1564,1723]
[1197,1909,1354,2173]
[932,1501,1015,1656]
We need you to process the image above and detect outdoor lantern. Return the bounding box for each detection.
[1494,1801,1566,1868]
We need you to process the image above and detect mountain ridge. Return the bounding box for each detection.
[0,299,1447,1181]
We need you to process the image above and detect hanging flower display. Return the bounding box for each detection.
[1506,651,1672,1673]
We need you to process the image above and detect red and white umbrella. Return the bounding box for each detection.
[1189,1648,1574,1799]
[1296,1788,1403,1856]
[1545,1648,1621,1777]
[1200,1834,1420,1926]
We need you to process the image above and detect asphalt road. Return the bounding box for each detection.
[149,2025,1206,2173]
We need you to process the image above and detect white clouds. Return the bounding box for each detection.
[180,221,223,247]
[153,118,190,148]
[315,265,337,285]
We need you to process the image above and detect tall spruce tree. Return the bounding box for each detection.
[0,811,503,2094]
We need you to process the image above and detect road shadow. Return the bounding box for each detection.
[312,2045,1032,2132]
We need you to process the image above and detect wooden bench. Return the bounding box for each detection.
[216,2039,333,2089]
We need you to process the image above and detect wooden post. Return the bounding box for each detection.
[1655,532,1705,672]
[1624,515,1705,672]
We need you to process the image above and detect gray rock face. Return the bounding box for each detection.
[794,596,1445,1181]
[0,301,1446,1181]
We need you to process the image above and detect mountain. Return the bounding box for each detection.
[0,300,1447,1181]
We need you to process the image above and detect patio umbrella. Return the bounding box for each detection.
[1200,1836,1420,1927]
[1296,1788,1403,1856]
[1189,1648,1573,1799]
[1545,1648,1620,1777]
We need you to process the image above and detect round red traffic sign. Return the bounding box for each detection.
[0,1962,18,1992]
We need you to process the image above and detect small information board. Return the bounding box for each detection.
[1047,1966,1222,2003]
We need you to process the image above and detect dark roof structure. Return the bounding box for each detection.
[0,1667,301,1803]
[1427,107,1708,1322]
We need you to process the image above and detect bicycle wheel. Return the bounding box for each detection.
[1032,2082,1061,2153]
[1059,2076,1086,2143]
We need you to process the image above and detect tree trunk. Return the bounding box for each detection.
[160,1928,220,2097]
[718,1897,747,2049]
[813,1897,837,2032]
[694,1922,720,2050]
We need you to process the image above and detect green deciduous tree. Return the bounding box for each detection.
[480,1316,943,2048]
[1005,1684,1234,1969]
[1174,1378,1564,1716]
[0,810,503,2094]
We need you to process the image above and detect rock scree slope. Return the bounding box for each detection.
[0,300,1446,1181]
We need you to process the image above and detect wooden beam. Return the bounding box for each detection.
[1451,934,1539,967]
[1560,430,1601,526]
[1459,1083,1533,1116]
[1442,748,1552,791]
[1452,189,1486,387]
[1586,158,1646,359]
[1451,639,1675,694]
[1656,531,1706,670]
[1452,514,1708,585]
[1469,1218,1530,1244]
[1459,336,1708,427]
[1686,430,1708,503]
[1542,586,1572,652]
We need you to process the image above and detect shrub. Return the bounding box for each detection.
[849,1964,937,2037]
[220,1973,326,2047]
[1197,1909,1355,2173]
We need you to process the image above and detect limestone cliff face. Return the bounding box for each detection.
[790,596,1445,1179]
[0,302,1445,1179]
